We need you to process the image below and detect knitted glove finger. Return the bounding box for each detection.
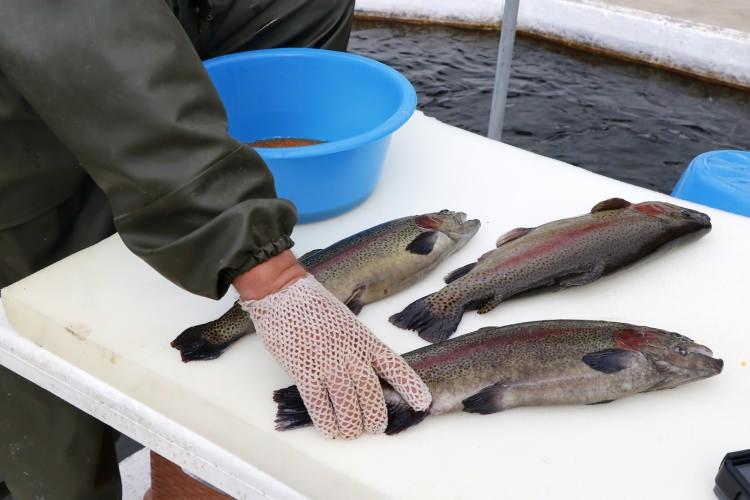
[297,379,338,439]
[325,363,364,439]
[349,364,388,434]
[372,345,432,412]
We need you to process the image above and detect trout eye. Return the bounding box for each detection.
[674,346,688,356]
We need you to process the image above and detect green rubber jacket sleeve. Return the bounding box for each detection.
[0,0,297,299]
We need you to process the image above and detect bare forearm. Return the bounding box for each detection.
[232,250,307,301]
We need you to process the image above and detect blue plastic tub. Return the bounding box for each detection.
[203,48,417,223]
[672,150,750,217]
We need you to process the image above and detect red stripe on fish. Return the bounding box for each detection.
[307,227,395,273]
[410,327,589,371]
[489,217,633,272]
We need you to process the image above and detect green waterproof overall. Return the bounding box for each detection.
[0,1,354,498]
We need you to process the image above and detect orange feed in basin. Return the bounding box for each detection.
[247,138,324,148]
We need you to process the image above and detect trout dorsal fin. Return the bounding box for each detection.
[591,198,632,213]
[495,227,533,247]
[298,249,323,264]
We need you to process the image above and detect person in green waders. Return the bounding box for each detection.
[0,1,432,498]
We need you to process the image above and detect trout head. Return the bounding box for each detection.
[615,327,723,390]
[416,210,481,244]
[632,201,712,236]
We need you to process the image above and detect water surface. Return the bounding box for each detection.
[350,21,750,193]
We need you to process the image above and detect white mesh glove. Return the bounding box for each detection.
[240,274,432,439]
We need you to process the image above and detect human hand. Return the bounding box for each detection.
[232,250,307,301]
[240,274,432,439]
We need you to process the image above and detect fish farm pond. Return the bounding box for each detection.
[349,20,750,195]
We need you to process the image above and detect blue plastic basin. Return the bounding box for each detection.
[203,48,417,223]
[672,150,750,217]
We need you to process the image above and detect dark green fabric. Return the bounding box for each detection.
[0,0,354,498]
[0,367,121,500]
[0,179,116,288]
[0,0,297,300]
[171,0,355,58]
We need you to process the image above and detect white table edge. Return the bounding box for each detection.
[0,313,305,500]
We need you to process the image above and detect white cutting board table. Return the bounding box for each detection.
[1,111,749,499]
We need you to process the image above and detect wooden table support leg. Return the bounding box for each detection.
[144,451,233,500]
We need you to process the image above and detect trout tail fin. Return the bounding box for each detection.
[171,303,252,362]
[170,325,234,362]
[273,385,313,431]
[274,385,429,435]
[389,292,465,343]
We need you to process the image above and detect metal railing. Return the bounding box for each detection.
[487,0,521,141]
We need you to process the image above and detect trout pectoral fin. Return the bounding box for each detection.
[344,284,367,315]
[444,262,476,284]
[462,382,507,414]
[590,198,632,213]
[582,348,637,374]
[495,227,533,247]
[406,231,439,255]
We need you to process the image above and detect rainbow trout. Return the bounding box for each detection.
[274,320,723,435]
[171,210,480,361]
[390,199,711,343]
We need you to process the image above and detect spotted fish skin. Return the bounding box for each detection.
[302,212,480,309]
[389,199,711,343]
[274,320,723,434]
[171,210,480,361]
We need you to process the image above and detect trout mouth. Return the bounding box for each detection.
[686,352,724,375]
[452,212,482,233]
[431,210,481,242]
[649,350,723,390]
[680,208,712,229]
[458,218,481,239]
[687,343,713,357]
[448,212,481,240]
